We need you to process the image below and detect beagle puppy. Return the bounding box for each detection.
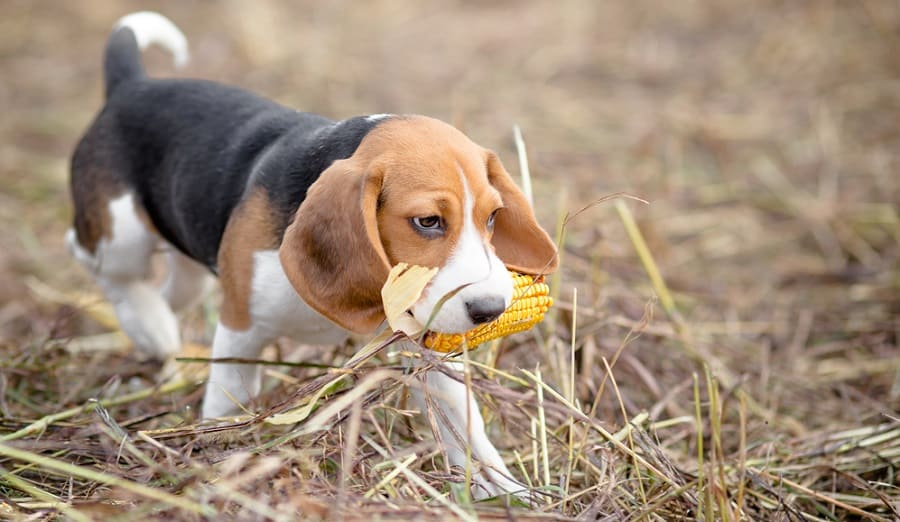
[68,12,558,499]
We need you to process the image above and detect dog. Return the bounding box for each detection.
[67,11,558,499]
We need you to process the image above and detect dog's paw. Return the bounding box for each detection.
[468,468,534,505]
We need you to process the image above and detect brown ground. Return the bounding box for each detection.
[1,1,898,520]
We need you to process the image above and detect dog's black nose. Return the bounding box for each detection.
[465,296,506,325]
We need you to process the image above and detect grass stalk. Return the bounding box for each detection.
[363,434,477,522]
[562,289,577,511]
[0,378,196,443]
[694,374,708,520]
[0,465,92,522]
[513,124,533,207]
[534,365,552,500]
[0,443,213,516]
[602,356,647,505]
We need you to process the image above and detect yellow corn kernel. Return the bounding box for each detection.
[423,272,552,353]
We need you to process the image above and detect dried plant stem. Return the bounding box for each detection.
[614,200,806,436]
[513,124,533,207]
[736,392,748,519]
[520,368,679,488]
[613,200,676,315]
[603,356,647,505]
[753,470,892,522]
[461,344,474,501]
[534,365,552,498]
[0,443,213,515]
[362,434,477,522]
[694,374,708,520]
[562,288,577,511]
[0,378,196,443]
[0,465,92,522]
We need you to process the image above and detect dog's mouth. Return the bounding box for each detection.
[407,306,473,336]
[415,273,552,353]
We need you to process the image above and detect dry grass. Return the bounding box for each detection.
[1,1,898,520]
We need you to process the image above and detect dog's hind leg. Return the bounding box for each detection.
[68,192,180,360]
[159,247,214,313]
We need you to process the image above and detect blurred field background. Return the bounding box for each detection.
[1,0,898,520]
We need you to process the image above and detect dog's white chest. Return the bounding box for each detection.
[249,250,349,344]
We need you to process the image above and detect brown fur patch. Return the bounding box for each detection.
[218,189,280,330]
[365,117,479,269]
[70,165,126,253]
[367,116,556,274]
[484,151,559,274]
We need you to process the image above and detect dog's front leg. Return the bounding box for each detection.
[202,323,272,419]
[409,356,528,500]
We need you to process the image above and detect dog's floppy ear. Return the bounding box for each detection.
[280,158,390,334]
[486,151,559,275]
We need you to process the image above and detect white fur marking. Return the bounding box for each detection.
[115,11,190,68]
[250,251,349,344]
[365,113,393,123]
[202,322,267,419]
[411,168,512,333]
[103,281,180,359]
[202,250,347,418]
[102,194,158,279]
[68,194,180,359]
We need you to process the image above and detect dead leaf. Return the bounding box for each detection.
[380,263,436,336]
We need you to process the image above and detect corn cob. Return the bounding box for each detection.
[423,272,552,353]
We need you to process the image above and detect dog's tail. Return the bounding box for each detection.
[104,11,189,98]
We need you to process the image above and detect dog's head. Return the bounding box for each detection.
[280,116,558,334]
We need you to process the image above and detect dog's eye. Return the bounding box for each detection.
[487,209,501,231]
[413,216,442,229]
[410,216,445,237]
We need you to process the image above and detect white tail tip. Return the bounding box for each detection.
[115,11,189,69]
